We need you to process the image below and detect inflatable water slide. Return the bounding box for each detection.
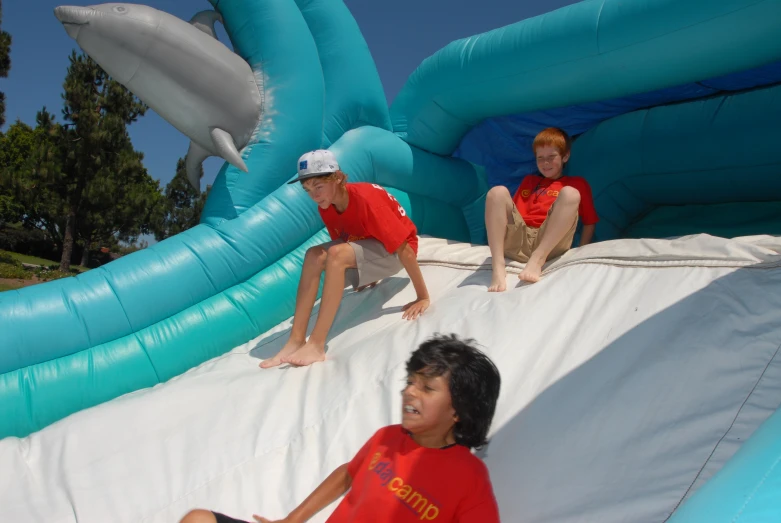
[2,0,781,521]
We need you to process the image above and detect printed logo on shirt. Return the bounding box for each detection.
[372,184,407,217]
[334,228,367,243]
[368,452,440,520]
[521,189,559,199]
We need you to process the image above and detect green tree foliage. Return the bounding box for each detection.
[154,157,209,241]
[1,110,66,239]
[0,120,35,226]
[0,0,12,127]
[3,52,165,270]
[74,147,164,266]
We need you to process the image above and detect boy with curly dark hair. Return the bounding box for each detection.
[181,334,502,523]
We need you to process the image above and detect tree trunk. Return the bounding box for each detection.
[60,211,76,272]
[79,231,91,267]
[80,245,90,268]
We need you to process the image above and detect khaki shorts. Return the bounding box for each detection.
[504,205,577,263]
[321,239,404,289]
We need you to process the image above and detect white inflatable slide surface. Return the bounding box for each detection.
[2,235,781,523]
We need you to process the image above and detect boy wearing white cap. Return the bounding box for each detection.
[260,150,431,368]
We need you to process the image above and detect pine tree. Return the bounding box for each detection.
[154,157,209,240]
[10,52,165,271]
[52,51,153,270]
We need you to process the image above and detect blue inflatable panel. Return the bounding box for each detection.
[568,82,781,240]
[456,60,781,191]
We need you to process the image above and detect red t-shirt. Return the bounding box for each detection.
[327,425,500,523]
[319,183,418,254]
[512,175,599,228]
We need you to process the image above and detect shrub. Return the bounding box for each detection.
[0,263,32,279]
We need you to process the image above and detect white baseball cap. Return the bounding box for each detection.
[288,149,341,184]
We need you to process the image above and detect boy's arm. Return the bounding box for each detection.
[579,224,595,246]
[396,241,430,320]
[575,179,598,247]
[253,464,352,523]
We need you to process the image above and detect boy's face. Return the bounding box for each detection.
[535,145,570,179]
[301,176,340,209]
[401,371,457,438]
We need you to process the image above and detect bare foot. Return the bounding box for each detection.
[488,268,507,292]
[284,340,326,367]
[518,253,545,283]
[356,281,378,292]
[259,338,305,369]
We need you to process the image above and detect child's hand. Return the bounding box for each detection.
[402,298,430,320]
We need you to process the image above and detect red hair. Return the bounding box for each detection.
[532,127,571,157]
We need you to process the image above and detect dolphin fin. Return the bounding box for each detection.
[210,127,249,173]
[185,141,210,192]
[190,10,223,39]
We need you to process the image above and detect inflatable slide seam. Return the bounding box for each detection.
[58,285,93,348]
[415,254,781,279]
[179,239,220,294]
[666,341,781,519]
[222,288,261,334]
[133,331,162,384]
[99,268,135,332]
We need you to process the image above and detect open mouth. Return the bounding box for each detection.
[403,405,420,415]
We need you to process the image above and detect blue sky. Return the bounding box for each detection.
[3,0,576,240]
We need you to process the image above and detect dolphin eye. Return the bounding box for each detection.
[113,5,127,13]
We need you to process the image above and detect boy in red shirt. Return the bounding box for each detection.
[181,334,502,523]
[485,127,598,291]
[260,150,431,368]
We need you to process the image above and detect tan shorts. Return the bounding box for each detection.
[504,205,577,263]
[321,239,404,289]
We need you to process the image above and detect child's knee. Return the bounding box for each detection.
[557,186,581,205]
[180,509,215,523]
[305,246,328,269]
[486,185,511,203]
[325,243,352,268]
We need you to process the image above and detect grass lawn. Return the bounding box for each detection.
[0,250,91,292]
[0,250,89,272]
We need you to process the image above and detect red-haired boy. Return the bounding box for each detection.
[484,127,598,291]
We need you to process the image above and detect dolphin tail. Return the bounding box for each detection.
[185,141,210,192]
[210,127,249,174]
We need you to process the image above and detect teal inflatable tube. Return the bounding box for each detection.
[201,0,324,222]
[568,81,781,240]
[390,0,781,156]
[201,0,392,223]
[0,124,479,438]
[291,0,392,147]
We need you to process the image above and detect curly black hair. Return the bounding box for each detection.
[405,334,501,449]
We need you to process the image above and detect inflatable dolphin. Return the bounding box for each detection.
[53,3,262,191]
